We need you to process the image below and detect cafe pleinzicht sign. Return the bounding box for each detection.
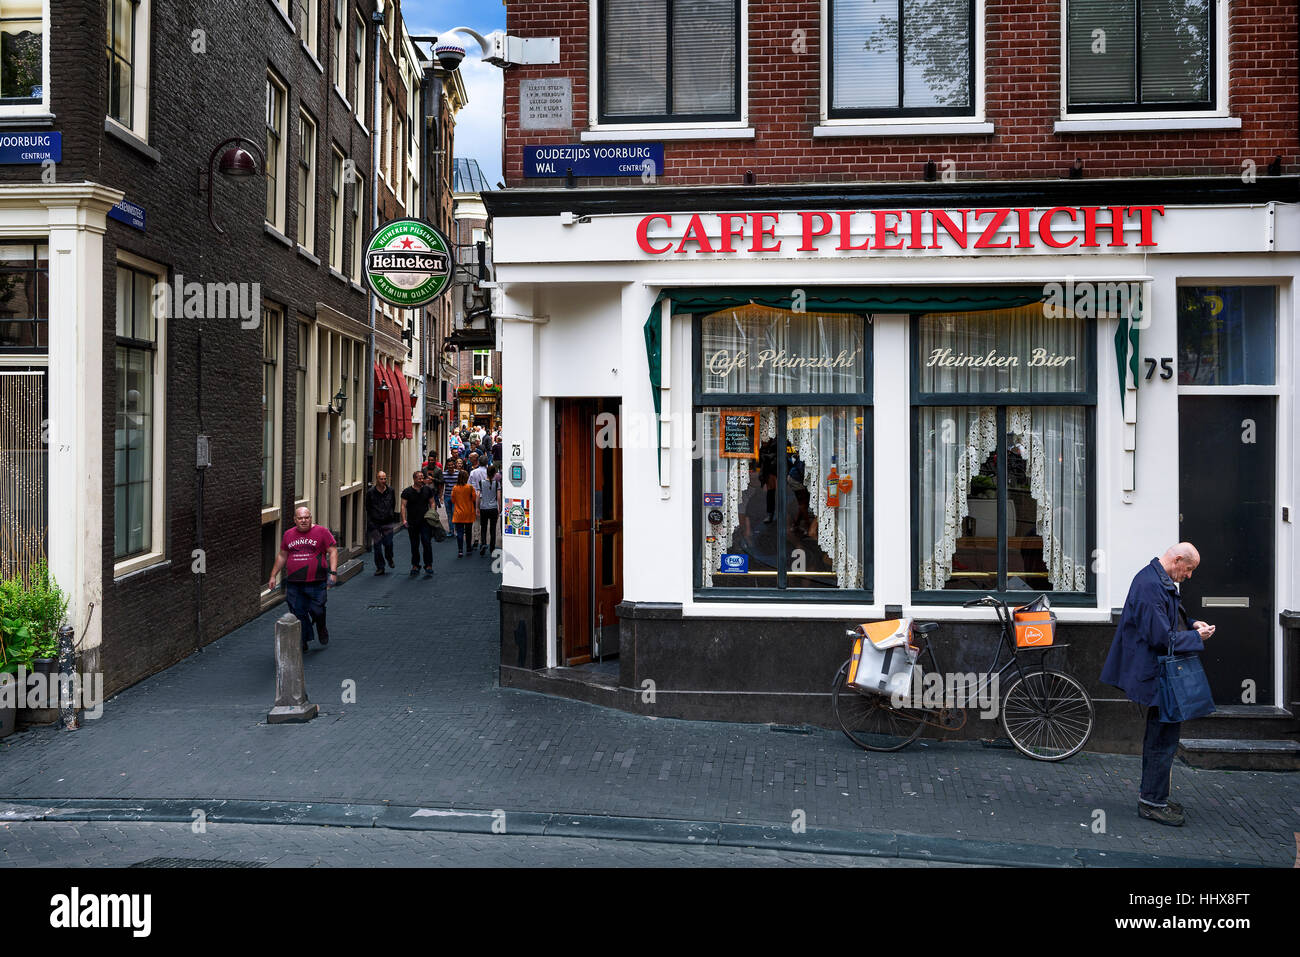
[364,218,454,307]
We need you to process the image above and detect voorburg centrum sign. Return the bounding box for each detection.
[365,218,454,307]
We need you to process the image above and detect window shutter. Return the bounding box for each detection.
[832,0,899,110]
[603,0,667,117]
[1067,0,1136,106]
[672,0,735,115]
[1140,0,1211,104]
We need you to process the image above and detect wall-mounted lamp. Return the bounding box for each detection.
[329,388,347,416]
[197,137,265,233]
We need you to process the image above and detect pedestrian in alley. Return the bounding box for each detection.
[365,470,399,575]
[400,470,436,579]
[451,468,478,558]
[469,454,490,551]
[444,458,459,525]
[477,464,501,557]
[1101,542,1215,827]
[267,506,338,652]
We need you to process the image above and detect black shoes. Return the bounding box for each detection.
[409,568,419,578]
[423,569,433,580]
[375,567,385,576]
[1138,802,1185,826]
[318,629,329,647]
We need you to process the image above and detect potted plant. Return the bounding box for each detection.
[0,561,68,729]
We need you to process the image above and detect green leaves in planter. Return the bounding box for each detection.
[0,560,68,674]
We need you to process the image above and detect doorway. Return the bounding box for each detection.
[555,398,623,666]
[1178,395,1275,704]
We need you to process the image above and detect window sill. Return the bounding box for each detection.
[333,86,352,112]
[268,0,294,32]
[104,117,160,162]
[264,223,293,247]
[329,266,349,284]
[814,121,994,138]
[1054,116,1241,133]
[261,506,280,524]
[350,279,366,294]
[355,114,370,137]
[302,42,325,74]
[0,111,55,128]
[113,554,169,583]
[297,243,321,266]
[581,126,755,142]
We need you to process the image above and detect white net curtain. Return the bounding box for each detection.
[916,306,1088,593]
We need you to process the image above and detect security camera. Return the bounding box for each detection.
[434,39,466,72]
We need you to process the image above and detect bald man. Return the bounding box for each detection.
[1102,543,1216,827]
[365,470,399,574]
[267,507,339,652]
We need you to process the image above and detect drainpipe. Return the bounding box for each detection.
[366,1,384,479]
[419,62,432,464]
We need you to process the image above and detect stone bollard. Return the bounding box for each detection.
[58,625,79,731]
[267,613,318,724]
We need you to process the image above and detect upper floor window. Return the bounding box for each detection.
[0,242,48,352]
[298,0,319,59]
[353,12,365,121]
[598,0,740,124]
[472,349,491,380]
[829,0,974,118]
[297,109,317,249]
[331,0,345,90]
[1,0,43,107]
[266,71,288,231]
[329,147,344,270]
[1066,0,1213,112]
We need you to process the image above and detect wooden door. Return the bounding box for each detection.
[557,400,595,664]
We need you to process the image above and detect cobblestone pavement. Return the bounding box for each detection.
[1,535,1296,866]
[0,821,974,868]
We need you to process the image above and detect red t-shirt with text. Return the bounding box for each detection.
[281,525,336,583]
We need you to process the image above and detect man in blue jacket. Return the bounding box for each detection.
[1101,543,1215,826]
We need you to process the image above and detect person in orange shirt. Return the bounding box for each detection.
[450,469,478,558]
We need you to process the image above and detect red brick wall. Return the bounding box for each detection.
[503,1,1297,186]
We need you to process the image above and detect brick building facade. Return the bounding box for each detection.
[0,0,460,699]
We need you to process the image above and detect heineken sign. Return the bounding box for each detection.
[364,218,454,307]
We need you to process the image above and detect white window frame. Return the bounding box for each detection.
[582,0,753,142]
[262,304,285,519]
[353,11,366,124]
[0,0,51,119]
[814,0,993,138]
[266,70,288,232]
[298,0,319,59]
[350,175,364,284]
[112,251,167,579]
[105,0,151,141]
[1055,0,1237,132]
[331,0,346,91]
[472,349,491,382]
[329,146,344,270]
[297,108,317,251]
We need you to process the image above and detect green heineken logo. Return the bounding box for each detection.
[364,218,454,307]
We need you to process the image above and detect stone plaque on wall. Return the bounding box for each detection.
[520,77,572,130]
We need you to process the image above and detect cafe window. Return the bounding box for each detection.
[598,0,740,124]
[0,243,48,352]
[1066,0,1214,112]
[694,304,871,596]
[1,0,44,108]
[829,0,975,117]
[1176,285,1275,386]
[912,304,1095,601]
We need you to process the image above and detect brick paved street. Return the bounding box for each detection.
[1,536,1297,866]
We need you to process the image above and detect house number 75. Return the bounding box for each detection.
[1143,357,1174,381]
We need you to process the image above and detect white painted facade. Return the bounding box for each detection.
[494,199,1298,705]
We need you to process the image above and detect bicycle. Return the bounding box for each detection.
[830,595,1095,761]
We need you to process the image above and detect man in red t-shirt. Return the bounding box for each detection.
[268,507,338,652]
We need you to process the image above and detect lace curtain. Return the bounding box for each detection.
[701,409,777,587]
[786,407,863,589]
[701,305,865,395]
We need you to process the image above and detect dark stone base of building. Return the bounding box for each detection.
[500,600,1300,759]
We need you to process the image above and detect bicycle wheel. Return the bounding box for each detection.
[831,661,926,752]
[1000,669,1094,761]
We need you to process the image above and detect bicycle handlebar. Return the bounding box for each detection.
[962,595,1002,608]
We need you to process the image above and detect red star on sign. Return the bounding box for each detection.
[399,238,414,248]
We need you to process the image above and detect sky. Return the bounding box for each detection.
[404,0,507,186]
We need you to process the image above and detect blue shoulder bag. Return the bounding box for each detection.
[1156,600,1215,723]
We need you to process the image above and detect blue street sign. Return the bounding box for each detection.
[0,131,60,164]
[108,198,147,231]
[523,143,662,178]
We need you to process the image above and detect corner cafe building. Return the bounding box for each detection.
[486,178,1300,750]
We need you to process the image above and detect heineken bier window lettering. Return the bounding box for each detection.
[364,218,454,307]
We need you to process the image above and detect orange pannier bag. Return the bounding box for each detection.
[1013,608,1056,647]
